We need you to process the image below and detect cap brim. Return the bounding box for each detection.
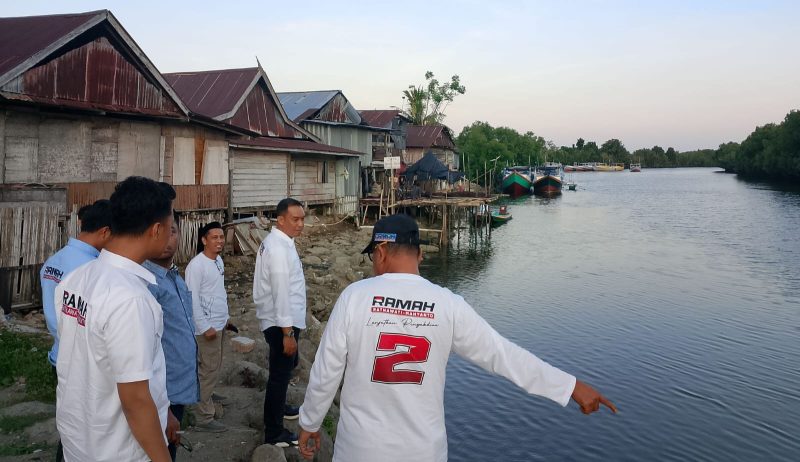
[361,241,374,254]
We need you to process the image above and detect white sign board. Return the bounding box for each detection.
[383,156,401,170]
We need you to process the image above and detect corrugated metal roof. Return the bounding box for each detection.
[406,125,456,149]
[359,110,401,129]
[163,68,259,119]
[277,90,340,122]
[0,11,101,78]
[230,137,361,157]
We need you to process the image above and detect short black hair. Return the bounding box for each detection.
[385,243,422,256]
[200,221,223,238]
[79,199,112,233]
[110,176,175,236]
[276,198,303,217]
[197,221,223,253]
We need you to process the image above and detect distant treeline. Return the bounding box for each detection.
[714,110,799,180]
[456,111,799,184]
[456,121,715,185]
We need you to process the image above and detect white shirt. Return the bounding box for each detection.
[185,253,229,334]
[299,273,576,462]
[55,250,169,462]
[253,228,307,331]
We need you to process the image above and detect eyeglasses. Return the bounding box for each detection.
[366,241,388,261]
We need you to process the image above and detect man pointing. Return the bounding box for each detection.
[298,214,616,461]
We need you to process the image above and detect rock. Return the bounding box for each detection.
[298,338,317,363]
[24,417,59,446]
[0,401,55,418]
[284,429,334,462]
[231,336,256,353]
[251,443,288,462]
[226,360,268,388]
[286,384,306,406]
[421,244,440,253]
[302,255,323,266]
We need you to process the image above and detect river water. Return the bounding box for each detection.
[421,168,800,461]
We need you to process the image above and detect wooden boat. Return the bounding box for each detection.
[630,163,642,172]
[500,167,533,197]
[491,205,512,224]
[533,163,563,196]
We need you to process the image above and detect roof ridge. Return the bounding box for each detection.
[163,66,258,76]
[0,10,107,20]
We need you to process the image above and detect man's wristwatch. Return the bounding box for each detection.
[284,330,294,338]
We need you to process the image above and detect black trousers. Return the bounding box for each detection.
[263,326,300,439]
[168,404,185,461]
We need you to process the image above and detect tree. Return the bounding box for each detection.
[576,138,585,150]
[599,139,629,163]
[403,71,466,125]
[456,121,546,185]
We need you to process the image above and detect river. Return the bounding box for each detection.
[421,168,800,461]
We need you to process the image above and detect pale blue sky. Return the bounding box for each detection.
[3,0,798,150]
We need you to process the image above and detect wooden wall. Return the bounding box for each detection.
[230,149,289,209]
[0,109,229,187]
[289,157,335,205]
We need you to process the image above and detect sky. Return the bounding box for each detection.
[3,0,799,151]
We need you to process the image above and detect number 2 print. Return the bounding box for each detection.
[371,332,431,385]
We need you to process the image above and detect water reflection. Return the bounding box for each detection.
[420,169,800,462]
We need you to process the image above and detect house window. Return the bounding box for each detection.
[290,160,296,184]
[317,160,329,183]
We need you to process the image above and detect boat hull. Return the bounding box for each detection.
[501,172,532,197]
[533,175,562,196]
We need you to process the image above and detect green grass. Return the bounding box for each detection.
[0,414,52,433]
[322,414,336,439]
[0,442,51,456]
[0,330,57,403]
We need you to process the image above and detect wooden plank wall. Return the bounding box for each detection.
[289,158,335,204]
[231,150,288,209]
[0,205,61,311]
[64,182,227,211]
[175,211,224,264]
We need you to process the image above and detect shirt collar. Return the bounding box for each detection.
[98,249,157,285]
[142,259,168,278]
[67,237,100,258]
[271,227,295,246]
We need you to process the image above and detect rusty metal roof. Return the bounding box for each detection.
[0,11,101,78]
[163,67,259,119]
[0,10,189,117]
[230,137,361,157]
[359,109,405,129]
[406,125,456,149]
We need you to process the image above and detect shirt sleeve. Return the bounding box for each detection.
[267,245,294,328]
[40,265,59,340]
[299,291,350,432]
[451,295,577,407]
[101,296,160,384]
[185,260,211,335]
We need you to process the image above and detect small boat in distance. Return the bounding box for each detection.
[533,162,563,196]
[630,163,642,172]
[491,205,512,224]
[500,167,533,197]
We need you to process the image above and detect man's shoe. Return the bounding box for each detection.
[195,420,228,433]
[211,393,231,406]
[265,429,298,448]
[284,404,300,420]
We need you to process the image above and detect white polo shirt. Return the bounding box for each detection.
[253,228,307,331]
[55,250,169,462]
[300,273,576,462]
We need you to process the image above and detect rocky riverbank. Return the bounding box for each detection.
[0,220,381,462]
